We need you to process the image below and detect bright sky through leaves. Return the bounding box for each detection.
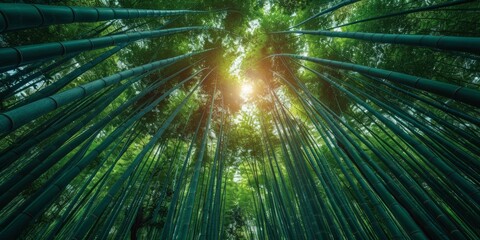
[240,82,253,100]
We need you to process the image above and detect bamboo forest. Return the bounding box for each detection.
[1,0,480,239]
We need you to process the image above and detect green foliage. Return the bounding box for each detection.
[1,0,479,239]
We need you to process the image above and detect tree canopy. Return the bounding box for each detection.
[0,0,479,239]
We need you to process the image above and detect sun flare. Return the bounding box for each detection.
[240,83,254,100]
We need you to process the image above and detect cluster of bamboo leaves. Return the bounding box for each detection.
[0,0,479,239]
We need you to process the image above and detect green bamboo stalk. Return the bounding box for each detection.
[0,77,138,198]
[348,101,476,220]
[0,52,81,100]
[275,30,480,54]
[351,74,480,170]
[326,0,474,30]
[0,62,194,170]
[211,122,228,240]
[275,54,480,107]
[119,142,164,239]
[199,115,224,240]
[308,111,406,239]
[0,69,208,239]
[0,50,210,134]
[362,74,480,126]
[301,64,480,206]
[0,20,120,100]
[349,72,480,176]
[320,105,454,239]
[269,103,325,239]
[15,43,128,107]
[147,111,195,239]
[278,72,421,238]
[276,69,389,238]
[278,60,368,238]
[159,105,207,239]
[0,68,205,209]
[259,116,309,238]
[295,123,369,239]
[0,88,104,170]
[355,106,478,236]
[276,104,352,239]
[0,26,207,72]
[290,0,359,29]
[279,59,371,238]
[45,130,141,239]
[260,113,312,238]
[175,85,216,240]
[81,138,162,239]
[320,125,394,238]
[0,3,207,33]
[69,127,144,238]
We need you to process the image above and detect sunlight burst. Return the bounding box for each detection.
[240,83,254,100]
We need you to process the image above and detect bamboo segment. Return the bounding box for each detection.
[277,30,480,54]
[0,3,207,33]
[275,54,480,107]
[290,0,359,29]
[15,44,127,107]
[326,0,474,30]
[0,26,207,71]
[0,61,197,171]
[0,50,210,134]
